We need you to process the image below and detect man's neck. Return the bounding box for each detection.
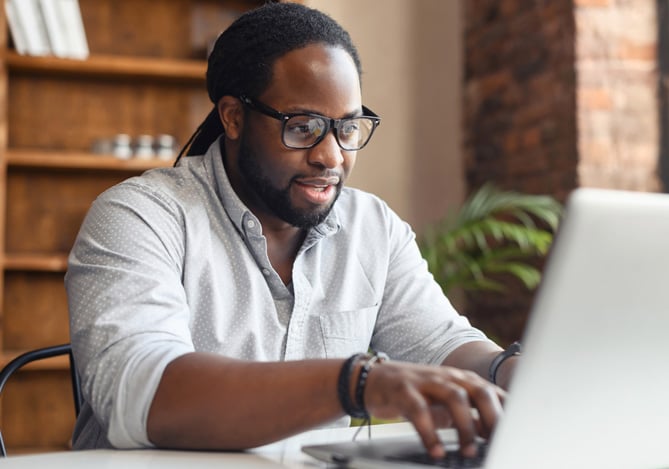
[262,221,307,285]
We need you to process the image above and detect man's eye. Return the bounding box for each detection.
[286,117,325,138]
[287,124,312,135]
[341,121,360,136]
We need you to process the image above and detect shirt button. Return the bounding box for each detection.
[246,220,256,229]
[262,269,270,276]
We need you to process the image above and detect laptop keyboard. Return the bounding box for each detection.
[385,441,488,468]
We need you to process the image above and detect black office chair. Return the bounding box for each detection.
[0,344,82,457]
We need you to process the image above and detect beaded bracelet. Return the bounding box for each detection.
[336,353,368,418]
[354,350,389,418]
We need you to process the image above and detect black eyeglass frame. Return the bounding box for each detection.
[238,95,381,151]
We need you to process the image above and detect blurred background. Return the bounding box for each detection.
[0,0,664,454]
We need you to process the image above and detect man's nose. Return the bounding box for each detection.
[307,130,344,168]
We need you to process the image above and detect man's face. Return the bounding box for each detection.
[229,44,362,229]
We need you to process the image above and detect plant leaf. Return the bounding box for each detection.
[419,183,563,295]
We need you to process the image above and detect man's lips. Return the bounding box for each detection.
[294,176,341,187]
[293,176,340,204]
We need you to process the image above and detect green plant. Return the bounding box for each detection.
[420,183,563,294]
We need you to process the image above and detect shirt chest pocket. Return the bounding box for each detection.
[319,305,379,358]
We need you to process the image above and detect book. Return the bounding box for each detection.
[38,0,69,58]
[10,0,51,56]
[56,0,89,59]
[5,0,29,55]
[37,0,89,59]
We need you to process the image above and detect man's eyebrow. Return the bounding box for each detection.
[289,107,363,119]
[342,109,364,118]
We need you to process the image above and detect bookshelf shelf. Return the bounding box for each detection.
[3,253,69,272]
[4,51,206,83]
[6,149,174,171]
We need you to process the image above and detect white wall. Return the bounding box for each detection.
[305,0,465,233]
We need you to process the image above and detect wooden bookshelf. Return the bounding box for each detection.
[0,0,272,454]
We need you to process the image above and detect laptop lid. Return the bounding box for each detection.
[488,188,669,469]
[303,188,669,469]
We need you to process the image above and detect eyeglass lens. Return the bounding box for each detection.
[283,115,376,151]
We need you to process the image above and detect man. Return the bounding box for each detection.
[65,2,517,460]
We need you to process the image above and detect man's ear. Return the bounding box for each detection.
[218,96,243,140]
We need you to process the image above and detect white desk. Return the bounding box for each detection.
[1,422,425,468]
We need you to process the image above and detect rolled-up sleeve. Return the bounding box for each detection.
[66,182,194,448]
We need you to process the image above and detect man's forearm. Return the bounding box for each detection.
[441,341,516,390]
[147,349,507,459]
[147,353,345,449]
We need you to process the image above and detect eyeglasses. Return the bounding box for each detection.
[239,95,381,151]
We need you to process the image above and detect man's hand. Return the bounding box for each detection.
[363,361,505,459]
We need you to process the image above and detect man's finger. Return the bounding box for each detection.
[401,387,446,459]
[428,380,478,457]
[458,376,504,438]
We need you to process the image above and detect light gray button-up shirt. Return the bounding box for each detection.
[65,138,490,449]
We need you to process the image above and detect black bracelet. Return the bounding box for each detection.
[354,351,389,417]
[488,341,522,385]
[337,353,367,419]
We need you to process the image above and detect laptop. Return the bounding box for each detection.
[302,188,669,469]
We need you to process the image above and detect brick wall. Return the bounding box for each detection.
[463,0,578,202]
[576,0,660,190]
[462,0,660,343]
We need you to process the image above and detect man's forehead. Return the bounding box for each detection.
[264,44,362,111]
[272,44,358,78]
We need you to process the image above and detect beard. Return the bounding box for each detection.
[237,134,341,229]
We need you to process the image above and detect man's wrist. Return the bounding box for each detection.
[354,351,389,414]
[337,353,368,418]
[488,341,522,386]
[337,351,389,419]
[492,354,519,390]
